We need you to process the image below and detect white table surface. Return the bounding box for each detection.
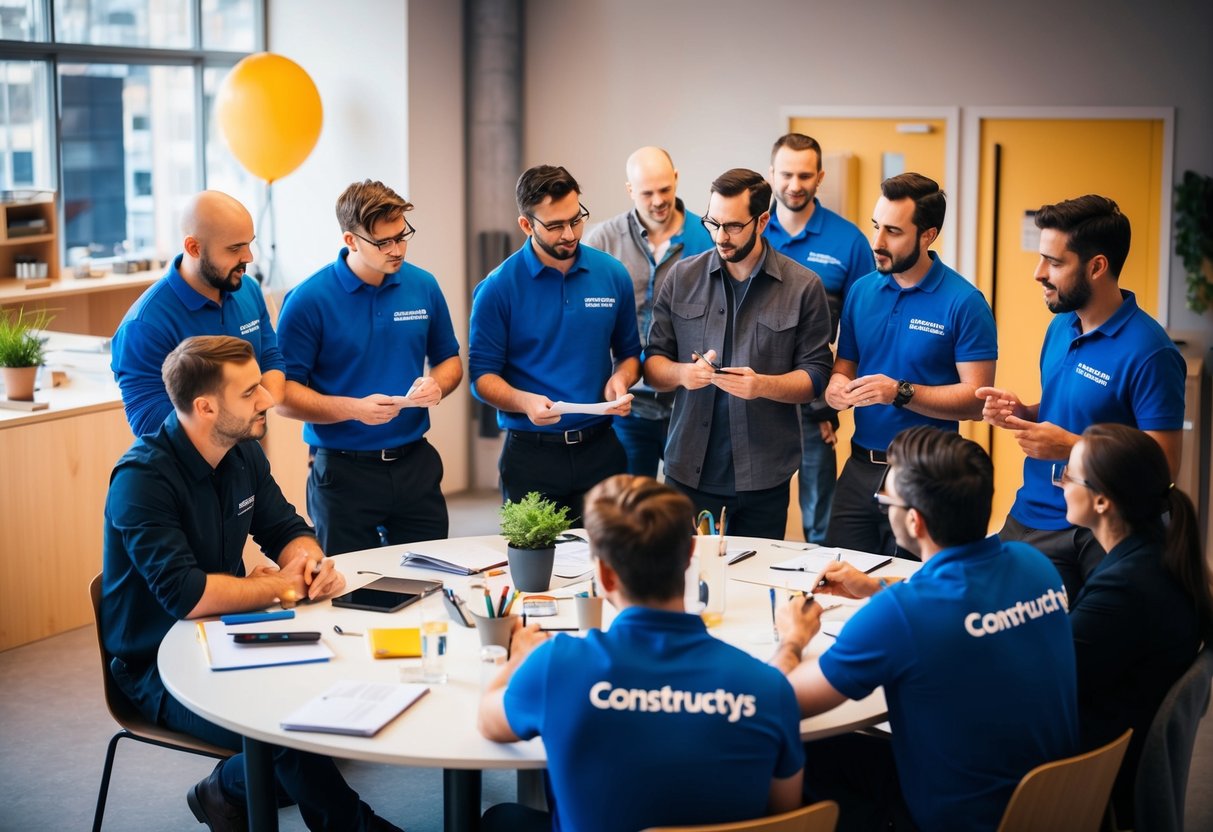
[158,535,918,772]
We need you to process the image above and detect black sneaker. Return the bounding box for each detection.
[187,761,249,832]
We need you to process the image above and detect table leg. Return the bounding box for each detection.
[516,769,547,810]
[244,736,279,831]
[443,768,482,832]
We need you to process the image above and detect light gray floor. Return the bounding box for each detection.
[1,489,1210,830]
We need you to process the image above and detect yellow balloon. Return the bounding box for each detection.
[214,53,323,184]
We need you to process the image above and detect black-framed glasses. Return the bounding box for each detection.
[528,203,590,234]
[352,219,416,252]
[1051,462,1095,490]
[872,467,910,515]
[701,214,759,237]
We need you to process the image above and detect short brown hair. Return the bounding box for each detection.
[516,165,581,215]
[881,173,946,237]
[710,168,772,218]
[886,426,992,548]
[1035,195,1131,278]
[162,335,255,412]
[583,475,694,603]
[770,133,823,168]
[335,179,413,234]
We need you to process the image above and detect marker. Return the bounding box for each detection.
[727,549,756,566]
[221,610,295,625]
[497,586,510,618]
[483,588,495,618]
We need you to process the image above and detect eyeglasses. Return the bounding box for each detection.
[528,203,590,234]
[352,219,416,252]
[701,214,759,237]
[1051,463,1095,490]
[872,467,910,515]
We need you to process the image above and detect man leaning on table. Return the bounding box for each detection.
[772,426,1078,832]
[478,474,805,832]
[100,335,401,832]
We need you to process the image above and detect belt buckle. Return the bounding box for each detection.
[380,448,401,462]
[869,449,887,465]
[563,429,583,445]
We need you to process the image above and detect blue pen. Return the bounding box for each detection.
[221,610,295,625]
[769,588,778,642]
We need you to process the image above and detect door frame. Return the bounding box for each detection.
[778,105,961,269]
[959,106,1175,325]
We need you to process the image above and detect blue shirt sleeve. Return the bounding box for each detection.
[609,266,642,362]
[425,280,462,365]
[249,282,286,374]
[277,285,324,385]
[951,290,999,362]
[468,277,509,390]
[1127,346,1186,431]
[818,588,915,701]
[111,318,178,436]
[502,639,555,740]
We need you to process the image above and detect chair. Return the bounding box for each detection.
[640,800,840,832]
[995,729,1131,832]
[1134,645,1213,832]
[89,574,233,831]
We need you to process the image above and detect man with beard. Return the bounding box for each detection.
[824,173,996,556]
[276,180,462,554]
[976,195,1184,596]
[469,165,640,522]
[112,190,285,436]
[583,147,713,478]
[764,133,873,545]
[101,336,402,831]
[645,168,833,538]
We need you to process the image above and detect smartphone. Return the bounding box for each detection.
[693,350,741,376]
[232,631,321,645]
[331,577,442,614]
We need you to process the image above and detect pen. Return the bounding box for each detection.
[727,549,756,566]
[769,588,778,642]
[497,586,510,618]
[503,589,520,616]
[817,550,842,588]
[483,588,495,618]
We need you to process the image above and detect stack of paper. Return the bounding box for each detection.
[280,681,429,736]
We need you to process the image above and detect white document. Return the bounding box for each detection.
[201,621,333,671]
[280,680,429,736]
[400,540,508,575]
[770,548,892,577]
[548,394,632,416]
[553,540,592,578]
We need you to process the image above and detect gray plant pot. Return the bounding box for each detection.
[507,545,555,592]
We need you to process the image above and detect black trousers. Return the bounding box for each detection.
[308,439,448,555]
[666,477,792,540]
[500,428,628,526]
[826,456,898,556]
[804,733,918,832]
[999,513,1105,599]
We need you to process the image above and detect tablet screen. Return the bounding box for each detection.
[331,577,441,613]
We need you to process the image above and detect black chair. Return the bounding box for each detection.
[89,573,233,831]
[1134,645,1213,832]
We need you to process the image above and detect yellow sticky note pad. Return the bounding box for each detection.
[365,627,423,659]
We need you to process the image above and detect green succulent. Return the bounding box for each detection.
[499,491,572,549]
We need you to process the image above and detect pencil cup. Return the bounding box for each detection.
[574,596,604,631]
[470,611,517,657]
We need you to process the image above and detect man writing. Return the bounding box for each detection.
[478,474,805,832]
[774,426,1078,831]
[101,336,400,831]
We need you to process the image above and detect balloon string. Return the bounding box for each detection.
[258,182,281,320]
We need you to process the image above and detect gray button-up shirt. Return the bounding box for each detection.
[646,243,834,492]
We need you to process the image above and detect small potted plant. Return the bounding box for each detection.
[0,306,52,402]
[499,491,572,592]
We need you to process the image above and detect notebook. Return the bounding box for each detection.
[399,543,507,576]
[198,621,333,671]
[280,680,429,736]
[365,627,423,659]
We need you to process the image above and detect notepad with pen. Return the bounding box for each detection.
[770,548,892,575]
[198,620,333,671]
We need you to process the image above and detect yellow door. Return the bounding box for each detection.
[975,118,1166,528]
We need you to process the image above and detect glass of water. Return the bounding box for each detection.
[420,607,449,684]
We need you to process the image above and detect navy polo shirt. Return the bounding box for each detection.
[111,255,286,437]
[1009,291,1185,530]
[836,253,997,451]
[277,249,460,451]
[101,412,313,714]
[468,240,641,432]
[764,199,874,300]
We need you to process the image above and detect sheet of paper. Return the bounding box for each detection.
[548,394,632,416]
[770,548,892,576]
[280,680,429,736]
[553,540,592,578]
[201,621,333,671]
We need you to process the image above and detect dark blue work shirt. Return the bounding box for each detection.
[101,412,313,714]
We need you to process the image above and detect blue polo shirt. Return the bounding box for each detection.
[468,241,641,432]
[764,199,873,300]
[837,253,997,451]
[111,255,286,436]
[504,607,804,832]
[1009,291,1185,530]
[820,536,1079,832]
[277,249,460,451]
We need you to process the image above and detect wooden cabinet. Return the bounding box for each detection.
[0,196,58,285]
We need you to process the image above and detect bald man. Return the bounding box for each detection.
[583,147,713,477]
[112,190,286,436]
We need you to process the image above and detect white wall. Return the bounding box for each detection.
[522,0,1213,350]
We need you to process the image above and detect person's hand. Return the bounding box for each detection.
[813,561,882,599]
[818,421,837,446]
[275,556,312,608]
[302,557,346,601]
[775,595,822,648]
[711,366,764,400]
[602,392,634,417]
[508,620,549,662]
[824,378,852,411]
[404,376,442,408]
[975,386,1028,428]
[522,393,561,426]
[1005,416,1078,460]
[842,374,898,408]
[682,350,719,391]
[352,393,402,425]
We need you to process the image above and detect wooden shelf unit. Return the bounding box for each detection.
[0,196,59,283]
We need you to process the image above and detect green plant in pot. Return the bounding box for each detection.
[499,491,572,592]
[0,306,52,402]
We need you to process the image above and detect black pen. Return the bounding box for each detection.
[727,549,757,566]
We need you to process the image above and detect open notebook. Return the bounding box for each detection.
[281,681,429,736]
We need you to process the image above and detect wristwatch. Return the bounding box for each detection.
[893,380,916,409]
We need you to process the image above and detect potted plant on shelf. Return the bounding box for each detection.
[1175,170,1213,314]
[499,491,572,592]
[0,307,52,402]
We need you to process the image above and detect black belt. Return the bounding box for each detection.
[851,443,888,465]
[509,422,612,446]
[318,442,420,462]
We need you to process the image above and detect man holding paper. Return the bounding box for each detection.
[478,475,805,831]
[101,336,401,832]
[469,164,641,523]
[277,179,462,554]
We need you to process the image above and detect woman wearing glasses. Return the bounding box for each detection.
[1056,423,1212,821]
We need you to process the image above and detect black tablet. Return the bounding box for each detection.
[330,577,442,614]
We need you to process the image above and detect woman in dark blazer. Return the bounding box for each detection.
[1057,423,1212,821]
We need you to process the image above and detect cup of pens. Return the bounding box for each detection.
[470,611,517,657]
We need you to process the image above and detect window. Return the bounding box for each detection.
[3,0,262,263]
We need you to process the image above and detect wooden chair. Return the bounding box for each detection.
[995,729,1132,832]
[89,574,233,831]
[640,800,840,832]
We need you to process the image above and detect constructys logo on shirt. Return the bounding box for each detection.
[1074,362,1112,387]
[584,297,616,309]
[908,318,946,337]
[963,585,1068,638]
[239,319,260,336]
[394,308,430,322]
[588,681,757,722]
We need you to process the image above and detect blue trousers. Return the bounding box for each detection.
[612,413,668,479]
[798,413,837,544]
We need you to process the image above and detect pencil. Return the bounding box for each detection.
[483,588,495,618]
[497,586,510,617]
